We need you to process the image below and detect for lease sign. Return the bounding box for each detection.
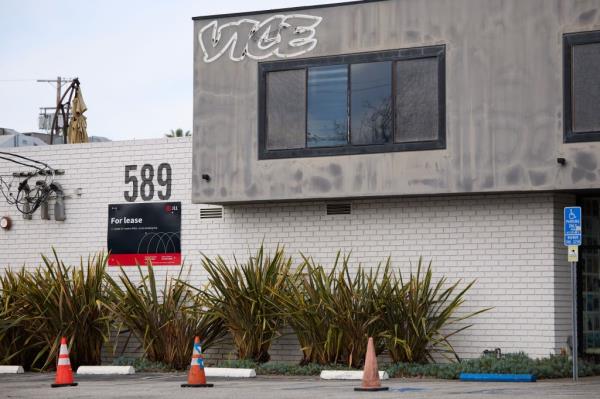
[107,202,181,266]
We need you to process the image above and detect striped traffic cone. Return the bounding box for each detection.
[181,336,213,388]
[51,337,78,388]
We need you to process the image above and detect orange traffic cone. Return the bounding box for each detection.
[354,337,388,392]
[51,337,78,388]
[181,336,213,388]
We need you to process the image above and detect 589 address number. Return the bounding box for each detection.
[124,163,172,202]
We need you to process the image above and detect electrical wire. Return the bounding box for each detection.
[0,152,58,215]
[0,155,45,171]
[0,151,53,169]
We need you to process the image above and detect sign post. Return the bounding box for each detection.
[564,206,581,382]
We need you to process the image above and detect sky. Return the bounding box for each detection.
[0,0,353,140]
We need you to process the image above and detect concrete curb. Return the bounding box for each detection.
[0,366,24,374]
[320,370,389,380]
[205,368,256,378]
[77,366,135,375]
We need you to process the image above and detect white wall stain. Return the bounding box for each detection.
[198,14,323,63]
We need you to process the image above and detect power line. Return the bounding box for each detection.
[0,151,53,170]
[37,78,76,84]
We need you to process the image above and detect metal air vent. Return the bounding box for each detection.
[200,207,223,219]
[326,203,351,215]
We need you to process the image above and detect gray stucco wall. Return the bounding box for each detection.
[193,0,600,204]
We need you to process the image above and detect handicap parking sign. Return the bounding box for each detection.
[564,206,582,246]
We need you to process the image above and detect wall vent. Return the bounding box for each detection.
[200,207,223,219]
[326,203,351,215]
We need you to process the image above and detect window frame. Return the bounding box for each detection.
[258,45,446,160]
[564,30,600,143]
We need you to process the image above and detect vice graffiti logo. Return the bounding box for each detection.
[198,14,323,63]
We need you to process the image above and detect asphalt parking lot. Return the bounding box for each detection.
[1,374,600,399]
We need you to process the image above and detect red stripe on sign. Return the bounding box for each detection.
[108,253,181,266]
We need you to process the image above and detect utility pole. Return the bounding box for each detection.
[56,76,61,115]
[37,76,74,144]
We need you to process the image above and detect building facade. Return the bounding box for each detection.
[1,0,600,362]
[191,0,600,358]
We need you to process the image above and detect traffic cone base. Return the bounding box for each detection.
[181,383,214,388]
[51,383,78,388]
[354,386,389,392]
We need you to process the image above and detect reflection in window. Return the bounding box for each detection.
[350,62,392,145]
[307,65,348,147]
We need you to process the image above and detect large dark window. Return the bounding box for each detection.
[564,31,600,142]
[258,45,445,159]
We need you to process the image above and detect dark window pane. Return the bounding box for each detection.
[573,42,600,133]
[307,65,348,147]
[350,62,392,145]
[266,69,306,150]
[395,57,439,143]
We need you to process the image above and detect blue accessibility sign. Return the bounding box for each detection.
[564,207,582,246]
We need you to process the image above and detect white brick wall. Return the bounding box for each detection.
[0,138,573,360]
